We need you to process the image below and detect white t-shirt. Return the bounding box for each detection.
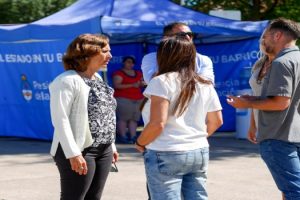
[142,72,222,151]
[141,52,214,84]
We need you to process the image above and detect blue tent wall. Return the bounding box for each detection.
[146,38,260,131]
[0,40,69,139]
[200,38,260,131]
[0,40,144,140]
[0,0,268,139]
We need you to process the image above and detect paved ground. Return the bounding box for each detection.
[0,132,281,200]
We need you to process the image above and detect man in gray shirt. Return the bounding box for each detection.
[227,18,300,200]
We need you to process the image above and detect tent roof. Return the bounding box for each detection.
[33,0,236,24]
[0,0,268,43]
[33,0,113,25]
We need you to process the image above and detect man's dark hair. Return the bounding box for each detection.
[163,22,188,36]
[268,18,300,40]
[122,55,135,64]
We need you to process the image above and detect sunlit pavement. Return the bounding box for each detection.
[0,132,280,200]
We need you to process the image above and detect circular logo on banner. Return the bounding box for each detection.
[21,74,32,101]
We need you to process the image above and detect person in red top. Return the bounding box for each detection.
[113,56,145,143]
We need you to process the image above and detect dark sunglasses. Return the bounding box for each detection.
[174,32,194,38]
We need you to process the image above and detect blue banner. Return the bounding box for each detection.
[0,40,69,139]
[106,43,144,86]
[0,41,145,140]
[198,38,259,131]
[147,39,259,131]
[0,39,259,140]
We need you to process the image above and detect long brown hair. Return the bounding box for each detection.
[63,34,109,72]
[157,36,211,117]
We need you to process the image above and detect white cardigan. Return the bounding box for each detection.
[49,70,116,158]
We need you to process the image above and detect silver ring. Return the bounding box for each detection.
[80,167,84,170]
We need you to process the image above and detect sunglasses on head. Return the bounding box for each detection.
[174,32,194,38]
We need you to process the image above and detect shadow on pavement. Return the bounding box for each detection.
[0,137,51,155]
[209,132,260,161]
[0,132,260,162]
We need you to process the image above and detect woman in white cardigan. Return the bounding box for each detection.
[49,34,119,200]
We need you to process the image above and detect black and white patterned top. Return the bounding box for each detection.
[82,76,116,147]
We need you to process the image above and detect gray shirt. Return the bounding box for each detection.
[257,46,300,143]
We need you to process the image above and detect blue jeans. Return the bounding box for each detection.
[260,139,300,200]
[143,148,209,200]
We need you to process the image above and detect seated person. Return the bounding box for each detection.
[112,56,145,143]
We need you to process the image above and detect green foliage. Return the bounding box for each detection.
[269,0,300,22]
[173,0,300,22]
[0,0,76,24]
[1,0,299,24]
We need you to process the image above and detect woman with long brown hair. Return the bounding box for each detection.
[135,36,223,200]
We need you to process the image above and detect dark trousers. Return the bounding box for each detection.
[54,144,113,200]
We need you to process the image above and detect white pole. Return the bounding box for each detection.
[180,0,185,6]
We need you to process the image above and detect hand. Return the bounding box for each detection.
[135,144,145,153]
[135,138,146,153]
[226,95,251,109]
[112,151,119,163]
[69,155,87,175]
[140,80,147,87]
[247,130,258,144]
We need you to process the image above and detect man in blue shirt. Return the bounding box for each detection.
[141,22,214,84]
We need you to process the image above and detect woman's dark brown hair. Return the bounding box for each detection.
[157,36,211,117]
[62,34,109,72]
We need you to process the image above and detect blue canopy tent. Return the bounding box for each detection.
[0,0,268,140]
[0,0,267,43]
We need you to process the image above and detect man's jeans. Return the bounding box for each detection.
[143,148,209,200]
[260,139,300,200]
